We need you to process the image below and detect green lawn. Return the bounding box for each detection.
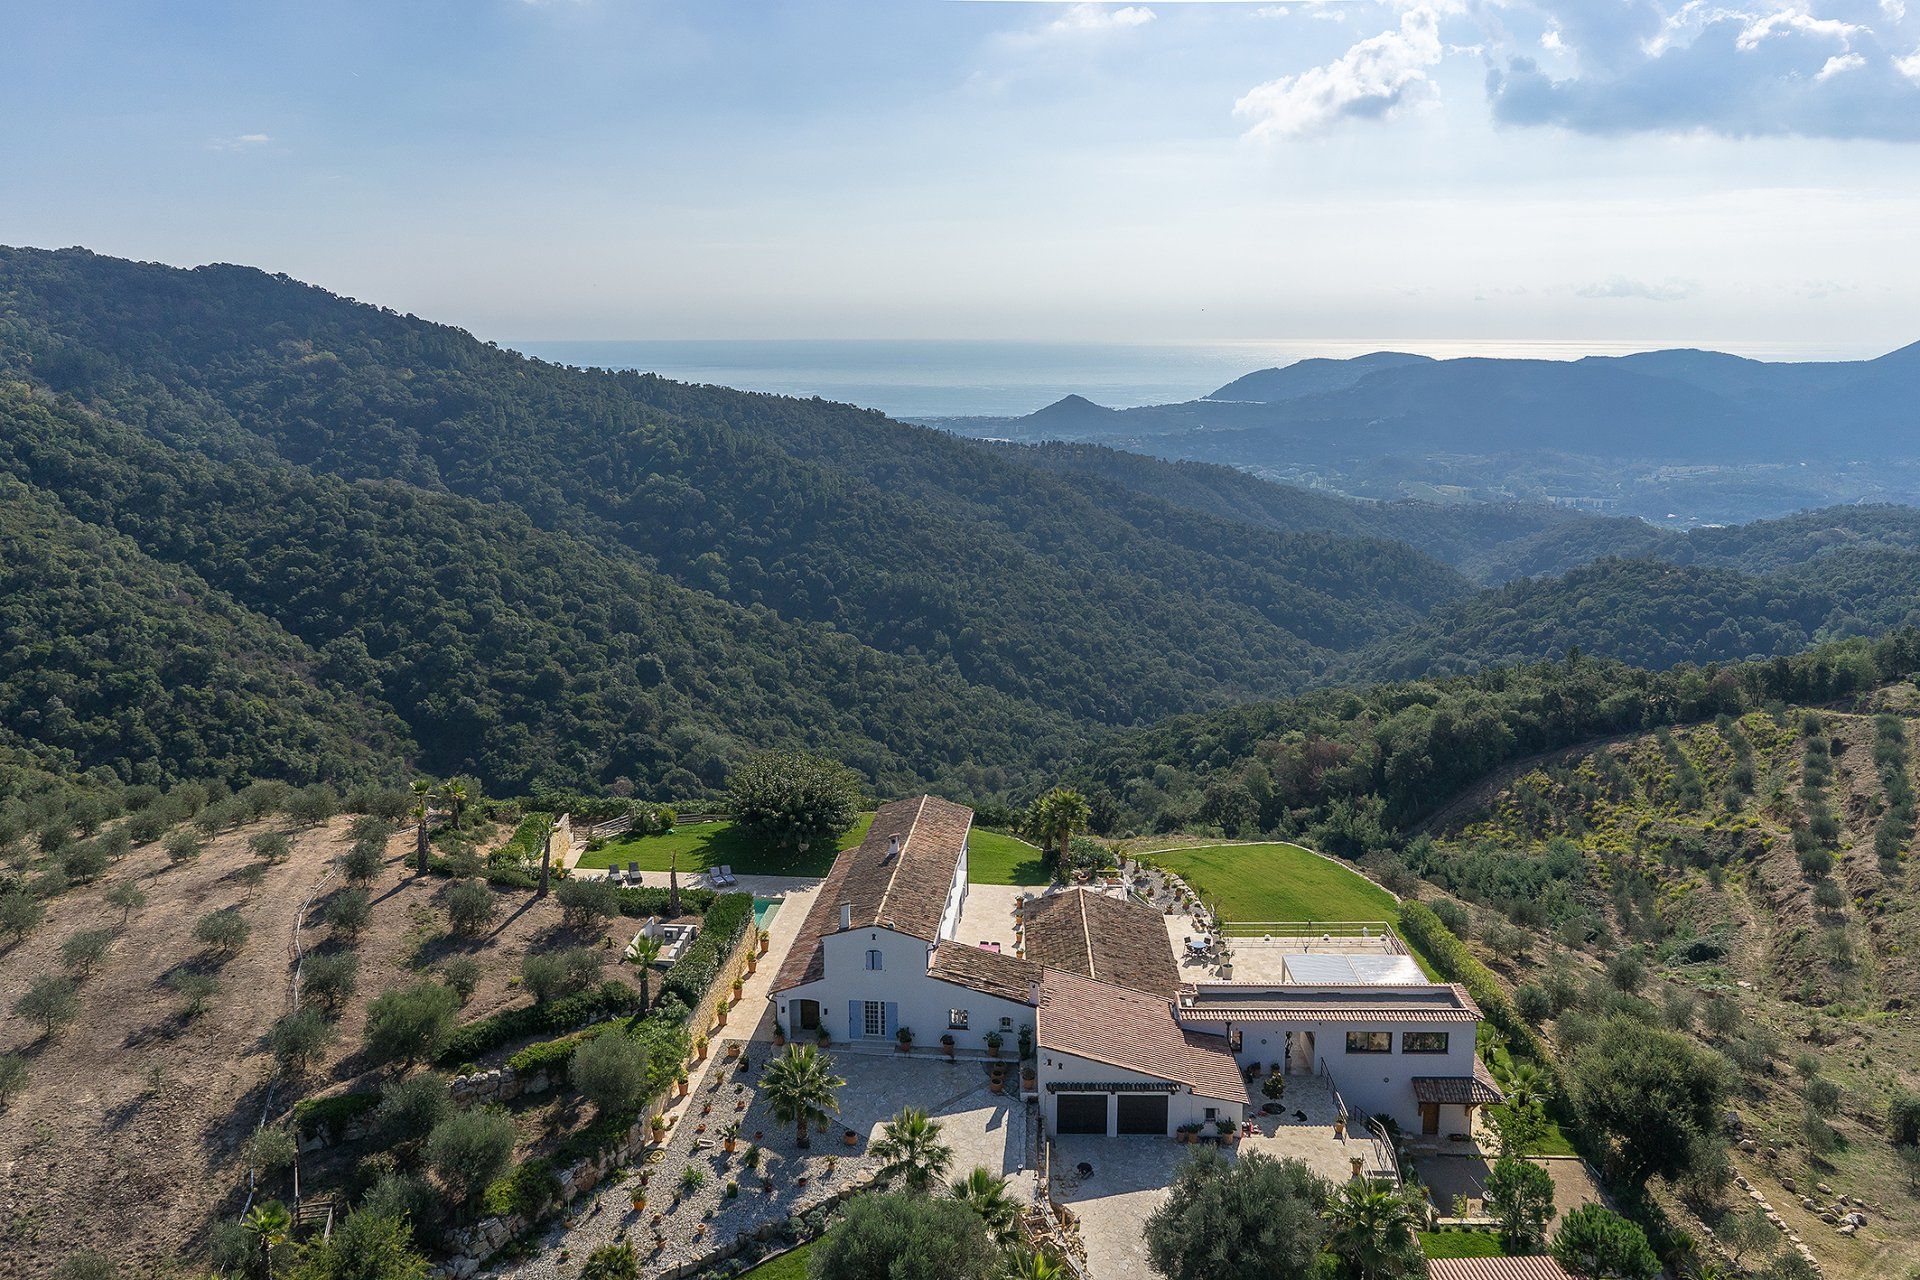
[576,813,874,878]
[738,1242,815,1278]
[1143,842,1398,924]
[968,828,1048,885]
[1419,1230,1509,1259]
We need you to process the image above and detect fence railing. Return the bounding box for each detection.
[1215,920,1407,954]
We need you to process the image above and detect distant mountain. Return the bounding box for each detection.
[1205,351,1433,403]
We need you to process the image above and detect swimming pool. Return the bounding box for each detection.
[753,895,782,930]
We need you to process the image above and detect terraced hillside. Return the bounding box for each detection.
[1426,700,1920,1276]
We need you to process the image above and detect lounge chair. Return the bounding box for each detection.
[717,865,736,886]
[628,860,641,882]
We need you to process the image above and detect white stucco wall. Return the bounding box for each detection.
[1036,1049,1244,1137]
[1214,1018,1477,1131]
[773,924,1033,1054]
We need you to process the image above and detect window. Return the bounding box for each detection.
[1203,1107,1217,1121]
[1402,1031,1449,1054]
[1000,1016,1014,1031]
[948,1009,970,1030]
[1345,1031,1392,1054]
[863,1001,886,1038]
[865,949,883,971]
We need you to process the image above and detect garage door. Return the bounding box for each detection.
[1116,1094,1168,1135]
[1056,1093,1108,1135]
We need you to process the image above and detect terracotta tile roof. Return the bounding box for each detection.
[1038,968,1245,1103]
[771,795,972,992]
[1412,1059,1506,1106]
[928,942,1042,1004]
[1427,1258,1574,1280]
[1021,888,1181,997]
[1176,982,1483,1024]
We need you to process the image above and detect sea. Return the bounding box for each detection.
[508,338,1865,421]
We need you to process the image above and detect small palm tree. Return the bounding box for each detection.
[409,778,437,874]
[870,1105,953,1192]
[953,1165,1021,1247]
[760,1044,844,1149]
[999,1248,1068,1280]
[242,1199,292,1279]
[1322,1178,1422,1280]
[625,933,664,1015]
[442,778,469,829]
[1026,787,1091,875]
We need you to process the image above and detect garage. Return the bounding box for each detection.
[1056,1093,1109,1135]
[1116,1093,1168,1135]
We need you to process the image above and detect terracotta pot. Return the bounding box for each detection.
[758,936,769,956]
[843,1130,859,1147]
[745,954,757,974]
[724,1138,737,1153]
[631,1194,647,1213]
[989,1079,1003,1094]
[773,1031,786,1047]
[987,1045,1001,1059]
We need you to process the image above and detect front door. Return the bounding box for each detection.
[1420,1102,1440,1136]
[1056,1094,1108,1135]
[793,999,819,1032]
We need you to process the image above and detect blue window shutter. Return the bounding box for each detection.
[884,1002,898,1037]
[849,1002,860,1038]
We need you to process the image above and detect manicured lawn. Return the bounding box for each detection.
[1144,842,1398,924]
[738,1241,815,1278]
[576,813,874,878]
[968,828,1047,885]
[1420,1230,1509,1259]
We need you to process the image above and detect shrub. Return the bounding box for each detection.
[326,887,372,943]
[484,1157,562,1224]
[440,956,481,1004]
[164,830,202,864]
[435,980,642,1066]
[727,750,862,857]
[1568,1015,1731,1183]
[570,1028,650,1115]
[59,928,115,977]
[616,884,716,919]
[1551,1205,1658,1280]
[288,784,339,826]
[1805,1076,1841,1116]
[555,878,620,930]
[194,908,251,956]
[425,1108,517,1207]
[659,893,753,1011]
[373,1073,453,1150]
[579,1240,638,1280]
[250,831,293,864]
[247,1125,299,1177]
[444,879,497,936]
[15,974,79,1037]
[1144,1150,1328,1280]
[1889,1089,1920,1146]
[168,970,220,1020]
[61,842,111,883]
[343,837,386,886]
[0,891,46,943]
[52,1253,118,1280]
[303,952,361,1011]
[365,981,460,1068]
[292,1090,380,1138]
[268,1008,334,1075]
[289,1208,430,1279]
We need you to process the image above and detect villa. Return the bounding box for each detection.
[769,795,1499,1142]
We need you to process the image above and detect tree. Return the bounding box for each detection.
[443,879,496,937]
[372,1073,453,1150]
[326,887,372,943]
[1717,1206,1779,1270]
[165,829,203,864]
[268,1008,334,1076]
[195,907,253,957]
[248,1126,299,1180]
[15,974,80,1038]
[578,1241,638,1280]
[726,750,861,858]
[1026,787,1092,872]
[425,1108,516,1210]
[1489,1098,1549,1158]
[409,779,436,875]
[626,932,663,1015]
[870,1106,953,1192]
[570,1029,649,1116]
[302,952,360,1012]
[364,981,460,1069]
[169,970,220,1020]
[440,779,469,830]
[105,880,147,926]
[760,1044,844,1148]
[343,837,385,887]
[0,891,45,944]
[1321,1178,1424,1280]
[243,1200,294,1280]
[0,1052,29,1107]
[59,927,115,977]
[554,877,619,931]
[1484,1156,1556,1251]
[1550,1205,1659,1280]
[440,956,481,1004]
[1567,1015,1730,1182]
[1144,1149,1329,1280]
[1000,1249,1069,1280]
[287,1210,430,1280]
[812,1191,997,1280]
[1891,1088,1920,1146]
[251,831,293,864]
[951,1166,1021,1248]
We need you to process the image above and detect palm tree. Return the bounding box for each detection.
[999,1248,1067,1280]
[626,933,664,1015]
[442,778,469,830]
[409,778,437,875]
[1026,787,1091,875]
[1322,1178,1422,1280]
[871,1105,954,1192]
[760,1045,844,1149]
[953,1166,1021,1247]
[242,1200,292,1279]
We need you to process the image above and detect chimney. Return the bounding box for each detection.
[838,901,853,931]
[887,835,901,859]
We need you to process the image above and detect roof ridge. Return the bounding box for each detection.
[1077,889,1096,982]
[871,793,928,929]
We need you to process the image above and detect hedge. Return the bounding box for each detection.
[659,892,754,1011]
[617,884,717,919]
[292,1089,379,1138]
[1399,901,1547,1061]
[437,980,643,1066]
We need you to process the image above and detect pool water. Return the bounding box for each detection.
[753,896,782,930]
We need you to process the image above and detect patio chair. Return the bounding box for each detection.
[719,865,737,885]
[628,861,641,881]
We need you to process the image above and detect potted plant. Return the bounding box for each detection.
[772,1020,786,1047]
[824,1154,838,1178]
[758,927,770,956]
[732,976,746,1000]
[722,1121,741,1154]
[1262,1074,1286,1103]
[696,1034,710,1062]
[631,1188,647,1213]
[1176,1122,1202,1145]
[816,1026,830,1047]
[941,1033,956,1059]
[1021,1061,1037,1092]
[984,1030,1003,1059]
[715,997,730,1029]
[701,1098,713,1117]
[843,1126,859,1147]
[1215,1118,1237,1144]
[895,1026,913,1054]
[650,1114,669,1142]
[725,1041,742,1060]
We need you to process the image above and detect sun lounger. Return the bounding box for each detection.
[628,861,641,883]
[716,865,736,886]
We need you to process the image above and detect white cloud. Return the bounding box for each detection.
[1898,45,1920,78]
[1575,276,1700,300]
[208,133,272,151]
[1734,9,1862,51]
[1817,50,1867,74]
[1045,4,1156,36]
[1234,7,1445,139]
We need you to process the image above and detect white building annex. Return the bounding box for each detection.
[768,795,1500,1142]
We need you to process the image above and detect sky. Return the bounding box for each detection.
[3,0,1918,353]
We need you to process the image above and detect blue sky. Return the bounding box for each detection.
[3,0,1917,352]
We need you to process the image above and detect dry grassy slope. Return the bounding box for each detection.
[0,815,622,1278]
[1440,701,1920,1278]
